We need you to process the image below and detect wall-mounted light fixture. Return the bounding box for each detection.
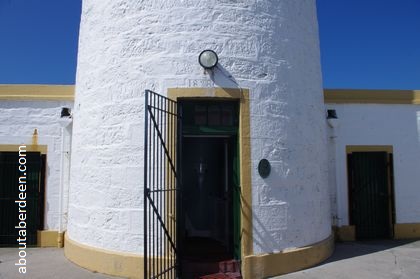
[326,109,339,129]
[59,107,73,127]
[61,107,72,118]
[198,49,218,69]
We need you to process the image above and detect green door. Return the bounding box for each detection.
[348,152,393,239]
[0,152,42,246]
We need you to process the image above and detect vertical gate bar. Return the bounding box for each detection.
[172,100,175,279]
[144,90,149,279]
[156,93,159,276]
[159,95,163,277]
[161,96,165,276]
[150,93,153,278]
[165,99,168,278]
[156,93,160,277]
[166,99,169,277]
[176,102,182,278]
[169,100,174,279]
[173,100,176,279]
[165,98,168,278]
[149,93,153,279]
[152,92,156,277]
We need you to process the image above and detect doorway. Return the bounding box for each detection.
[0,151,44,246]
[347,150,395,239]
[178,99,240,278]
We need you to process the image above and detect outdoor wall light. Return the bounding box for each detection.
[198,49,218,69]
[327,109,337,119]
[61,107,71,118]
[326,109,339,129]
[59,107,73,127]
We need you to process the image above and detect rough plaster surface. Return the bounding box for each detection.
[68,0,330,254]
[0,100,73,230]
[327,104,420,226]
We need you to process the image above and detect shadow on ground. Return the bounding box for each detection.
[272,239,420,279]
[323,239,418,263]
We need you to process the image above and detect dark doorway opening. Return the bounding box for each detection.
[178,100,240,279]
[348,151,395,239]
[0,151,44,246]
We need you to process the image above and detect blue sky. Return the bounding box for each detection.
[0,0,419,89]
[317,0,420,89]
[0,0,81,84]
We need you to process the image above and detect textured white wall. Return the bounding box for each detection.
[0,100,73,230]
[69,0,330,254]
[327,104,420,225]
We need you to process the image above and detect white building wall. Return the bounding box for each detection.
[69,0,330,255]
[327,104,420,226]
[0,100,73,230]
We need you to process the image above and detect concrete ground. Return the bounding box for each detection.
[0,247,123,279]
[1,240,419,279]
[272,239,420,279]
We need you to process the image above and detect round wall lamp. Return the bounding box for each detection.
[198,49,218,69]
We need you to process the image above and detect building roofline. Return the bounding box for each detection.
[324,89,420,104]
[0,84,75,101]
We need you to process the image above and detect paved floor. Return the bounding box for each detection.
[0,247,123,279]
[272,239,420,279]
[1,240,419,279]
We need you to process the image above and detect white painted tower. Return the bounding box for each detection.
[66,0,332,278]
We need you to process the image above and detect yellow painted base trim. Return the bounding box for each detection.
[336,225,356,241]
[394,223,420,239]
[64,234,143,279]
[37,230,64,247]
[0,84,74,101]
[242,234,334,279]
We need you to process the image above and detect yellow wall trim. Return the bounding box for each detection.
[242,234,334,279]
[324,89,420,104]
[0,144,47,154]
[167,87,253,258]
[64,234,143,279]
[394,223,420,239]
[37,230,64,247]
[0,84,74,101]
[346,145,393,154]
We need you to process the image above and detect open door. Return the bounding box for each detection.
[178,100,241,279]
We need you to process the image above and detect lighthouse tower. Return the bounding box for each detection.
[65,1,332,278]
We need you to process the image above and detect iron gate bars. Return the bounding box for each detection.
[144,90,180,279]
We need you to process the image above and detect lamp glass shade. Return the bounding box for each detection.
[199,50,218,69]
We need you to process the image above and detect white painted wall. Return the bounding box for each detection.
[69,0,330,255]
[326,104,420,226]
[0,100,73,230]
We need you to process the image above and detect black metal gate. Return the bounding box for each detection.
[348,151,393,239]
[144,90,180,279]
[0,152,43,246]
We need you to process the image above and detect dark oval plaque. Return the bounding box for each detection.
[258,159,271,178]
